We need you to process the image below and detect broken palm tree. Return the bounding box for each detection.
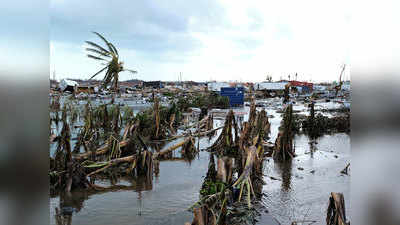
[154,97,161,139]
[326,192,350,225]
[73,102,97,154]
[51,105,156,193]
[273,104,295,161]
[134,97,183,140]
[187,103,271,225]
[207,110,239,155]
[188,146,263,225]
[50,106,91,194]
[191,154,230,225]
[232,146,258,208]
[50,90,192,194]
[85,31,137,103]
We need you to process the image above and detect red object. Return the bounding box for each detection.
[289,81,313,89]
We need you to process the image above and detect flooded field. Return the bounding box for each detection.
[50,97,350,225]
[260,133,350,224]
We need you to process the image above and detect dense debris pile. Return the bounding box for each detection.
[49,97,198,195]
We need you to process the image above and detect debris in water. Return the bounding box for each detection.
[340,163,350,175]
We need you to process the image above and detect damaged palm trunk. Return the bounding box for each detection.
[154,97,161,139]
[273,104,295,161]
[51,106,91,194]
[326,192,350,225]
[208,110,239,155]
[216,156,233,184]
[187,104,270,225]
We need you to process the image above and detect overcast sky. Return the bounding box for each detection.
[50,0,352,82]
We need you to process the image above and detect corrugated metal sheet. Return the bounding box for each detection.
[255,82,287,91]
[220,87,244,107]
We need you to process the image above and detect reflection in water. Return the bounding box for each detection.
[55,192,88,225]
[154,160,160,177]
[275,160,293,191]
[54,173,154,225]
[309,138,318,158]
[133,174,153,192]
[260,133,350,225]
[55,209,72,225]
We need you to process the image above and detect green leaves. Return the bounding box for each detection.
[90,66,108,80]
[86,47,111,58]
[92,31,117,56]
[87,54,107,61]
[86,32,137,92]
[85,41,110,55]
[200,180,226,196]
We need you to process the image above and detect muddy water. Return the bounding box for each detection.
[260,133,350,225]
[50,150,212,225]
[50,123,222,225]
[50,100,350,225]
[50,151,210,225]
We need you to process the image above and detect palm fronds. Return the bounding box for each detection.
[86,32,138,93]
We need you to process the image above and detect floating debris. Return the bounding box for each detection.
[340,163,350,175]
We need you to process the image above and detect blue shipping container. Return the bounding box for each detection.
[220,87,244,107]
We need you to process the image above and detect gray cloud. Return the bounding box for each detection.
[51,0,227,56]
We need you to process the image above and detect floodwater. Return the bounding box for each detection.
[260,133,350,225]
[50,98,350,225]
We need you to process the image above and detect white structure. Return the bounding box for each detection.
[59,79,78,92]
[255,82,288,91]
[207,82,230,92]
[313,85,327,92]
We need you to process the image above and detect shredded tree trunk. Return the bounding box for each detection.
[208,110,239,154]
[326,192,350,225]
[273,104,295,161]
[216,156,233,184]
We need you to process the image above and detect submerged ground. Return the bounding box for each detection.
[50,99,350,225]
